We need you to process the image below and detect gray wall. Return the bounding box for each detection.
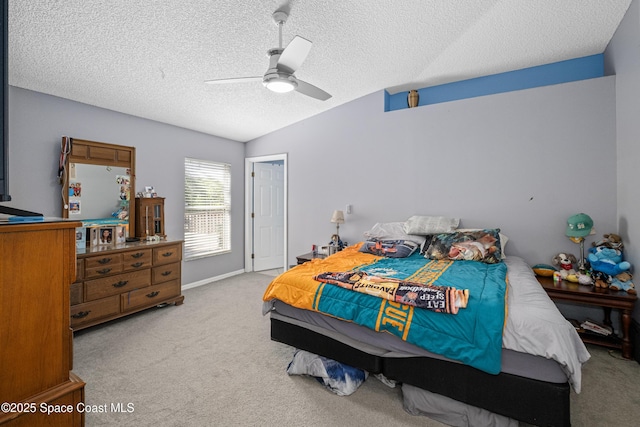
[606,0,640,310]
[246,77,617,270]
[6,86,245,285]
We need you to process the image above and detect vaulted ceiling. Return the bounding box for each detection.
[8,0,632,142]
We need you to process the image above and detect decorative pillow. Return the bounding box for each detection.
[403,215,460,235]
[424,229,502,264]
[420,235,435,254]
[455,228,509,258]
[532,264,557,277]
[363,222,426,245]
[359,239,419,258]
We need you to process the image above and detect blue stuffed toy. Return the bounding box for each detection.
[588,245,631,277]
[609,272,636,294]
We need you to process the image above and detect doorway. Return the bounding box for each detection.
[245,154,287,273]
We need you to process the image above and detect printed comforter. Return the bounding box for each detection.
[263,244,508,374]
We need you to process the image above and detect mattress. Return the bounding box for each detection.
[269,302,567,384]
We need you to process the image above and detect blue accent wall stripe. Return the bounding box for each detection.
[385,54,604,112]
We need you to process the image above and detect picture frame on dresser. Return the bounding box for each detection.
[115,224,127,243]
[75,226,86,250]
[98,226,114,245]
[88,225,115,249]
[88,226,99,248]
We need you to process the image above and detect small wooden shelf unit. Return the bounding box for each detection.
[135,197,165,239]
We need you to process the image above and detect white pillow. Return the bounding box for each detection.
[403,215,460,235]
[363,222,426,245]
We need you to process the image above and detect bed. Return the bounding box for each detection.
[262,225,590,427]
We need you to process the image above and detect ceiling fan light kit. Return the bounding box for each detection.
[263,74,297,93]
[204,10,331,101]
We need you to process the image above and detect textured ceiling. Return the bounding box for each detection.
[8,0,632,142]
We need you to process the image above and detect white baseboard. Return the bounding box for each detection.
[181,269,245,290]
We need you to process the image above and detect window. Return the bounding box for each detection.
[184,158,231,260]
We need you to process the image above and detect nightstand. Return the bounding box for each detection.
[296,252,327,265]
[537,275,637,359]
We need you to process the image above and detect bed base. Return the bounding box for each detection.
[271,317,570,427]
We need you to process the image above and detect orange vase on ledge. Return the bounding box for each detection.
[407,90,419,108]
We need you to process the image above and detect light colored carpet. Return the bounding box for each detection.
[73,272,640,427]
[256,268,283,277]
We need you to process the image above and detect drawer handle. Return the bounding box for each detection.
[97,268,112,275]
[132,252,145,259]
[131,262,144,268]
[146,291,160,298]
[161,252,173,257]
[72,311,91,319]
[112,280,129,288]
[97,258,112,264]
[161,271,172,276]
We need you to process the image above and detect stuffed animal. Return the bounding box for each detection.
[592,233,624,251]
[588,246,631,277]
[592,270,610,288]
[112,207,128,220]
[609,272,636,294]
[329,234,344,250]
[552,253,578,279]
[576,271,593,286]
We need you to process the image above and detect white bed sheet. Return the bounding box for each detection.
[503,256,591,393]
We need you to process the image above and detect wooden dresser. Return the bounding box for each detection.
[0,220,85,426]
[70,240,184,330]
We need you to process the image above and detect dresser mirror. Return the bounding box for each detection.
[60,137,136,238]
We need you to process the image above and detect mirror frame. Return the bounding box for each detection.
[61,137,136,236]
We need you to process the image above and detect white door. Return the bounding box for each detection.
[252,162,285,271]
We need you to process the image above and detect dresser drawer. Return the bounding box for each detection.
[152,262,181,284]
[70,282,83,305]
[122,248,152,271]
[85,253,123,269]
[153,244,182,265]
[85,254,123,278]
[121,279,181,312]
[70,295,120,328]
[85,269,151,301]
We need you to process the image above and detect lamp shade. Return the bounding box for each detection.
[330,210,345,224]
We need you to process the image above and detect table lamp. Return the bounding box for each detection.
[330,210,345,248]
[565,213,594,271]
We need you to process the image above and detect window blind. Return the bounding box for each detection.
[184,157,231,260]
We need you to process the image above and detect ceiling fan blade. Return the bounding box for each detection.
[277,36,312,74]
[204,76,262,85]
[295,79,332,101]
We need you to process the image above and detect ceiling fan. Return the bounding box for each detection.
[204,11,331,101]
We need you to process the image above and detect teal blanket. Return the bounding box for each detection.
[314,252,507,374]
